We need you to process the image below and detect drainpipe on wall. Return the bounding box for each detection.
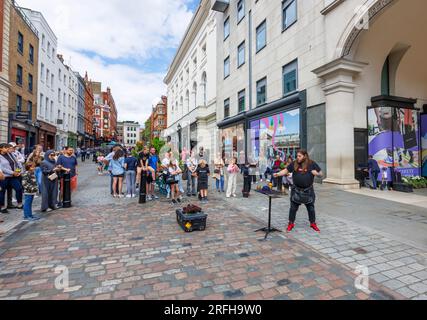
[245,9,253,164]
[248,9,253,111]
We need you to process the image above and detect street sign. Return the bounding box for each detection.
[15,112,29,120]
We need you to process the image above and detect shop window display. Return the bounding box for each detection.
[249,109,301,163]
[220,124,245,165]
[421,114,427,177]
[368,107,420,180]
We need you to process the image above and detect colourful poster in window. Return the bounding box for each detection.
[249,109,300,161]
[421,114,427,177]
[368,107,420,179]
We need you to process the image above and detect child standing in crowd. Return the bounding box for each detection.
[110,149,126,198]
[168,160,182,204]
[97,153,105,175]
[196,160,210,202]
[381,167,389,191]
[22,162,41,222]
[226,157,239,198]
[124,152,138,198]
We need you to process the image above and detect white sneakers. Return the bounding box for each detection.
[126,194,132,198]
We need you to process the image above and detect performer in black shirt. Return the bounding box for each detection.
[274,149,323,233]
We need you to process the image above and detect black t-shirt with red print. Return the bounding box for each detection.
[287,161,322,189]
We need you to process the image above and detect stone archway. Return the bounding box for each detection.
[314,0,427,188]
[336,0,398,59]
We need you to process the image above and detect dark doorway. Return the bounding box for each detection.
[354,128,368,172]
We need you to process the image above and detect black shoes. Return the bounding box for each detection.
[1,209,9,214]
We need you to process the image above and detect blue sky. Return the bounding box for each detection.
[19,0,201,125]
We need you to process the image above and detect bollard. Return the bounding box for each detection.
[63,173,72,208]
[139,171,147,204]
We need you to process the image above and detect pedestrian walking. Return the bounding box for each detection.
[81,149,87,162]
[22,162,41,221]
[124,152,138,198]
[196,159,210,202]
[274,149,323,233]
[226,157,239,198]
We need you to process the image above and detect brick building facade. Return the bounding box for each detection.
[151,96,167,141]
[8,2,39,149]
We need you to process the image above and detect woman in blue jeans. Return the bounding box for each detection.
[124,153,138,198]
[213,155,225,192]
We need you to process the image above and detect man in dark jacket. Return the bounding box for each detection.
[368,155,381,190]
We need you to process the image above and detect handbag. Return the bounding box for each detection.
[182,167,188,181]
[48,172,58,181]
[165,174,176,184]
[291,186,314,205]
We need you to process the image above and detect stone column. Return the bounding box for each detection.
[313,58,368,189]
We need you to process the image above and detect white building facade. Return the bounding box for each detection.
[122,121,140,148]
[55,55,79,149]
[164,0,218,159]
[213,0,427,188]
[21,8,59,149]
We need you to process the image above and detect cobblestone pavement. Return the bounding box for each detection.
[0,163,404,300]
[226,183,427,300]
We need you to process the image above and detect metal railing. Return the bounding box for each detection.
[13,0,40,38]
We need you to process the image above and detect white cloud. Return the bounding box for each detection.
[18,0,196,124]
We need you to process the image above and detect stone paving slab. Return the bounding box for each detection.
[225,186,427,300]
[0,196,400,300]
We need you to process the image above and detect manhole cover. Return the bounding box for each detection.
[353,248,368,254]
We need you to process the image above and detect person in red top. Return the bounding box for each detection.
[274,150,323,233]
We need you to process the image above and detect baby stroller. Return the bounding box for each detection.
[156,171,169,196]
[356,166,373,189]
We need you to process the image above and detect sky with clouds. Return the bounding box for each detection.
[18,0,200,126]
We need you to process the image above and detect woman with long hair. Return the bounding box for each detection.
[274,149,323,233]
[168,159,182,204]
[110,149,125,198]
